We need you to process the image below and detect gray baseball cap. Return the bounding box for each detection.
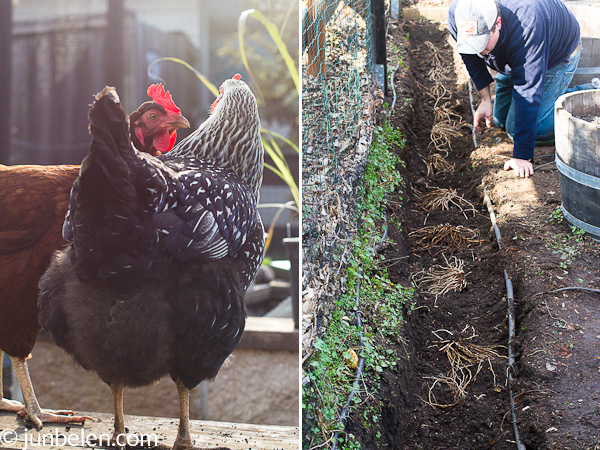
[455,0,499,54]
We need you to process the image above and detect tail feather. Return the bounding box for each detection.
[68,87,156,282]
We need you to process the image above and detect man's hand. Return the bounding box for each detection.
[474,85,493,130]
[474,98,493,130]
[503,158,534,178]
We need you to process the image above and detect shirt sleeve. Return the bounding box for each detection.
[461,54,495,91]
[508,23,549,160]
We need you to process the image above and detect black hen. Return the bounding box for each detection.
[38,76,264,450]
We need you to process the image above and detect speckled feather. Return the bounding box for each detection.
[169,77,264,198]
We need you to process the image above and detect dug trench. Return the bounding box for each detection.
[346,16,600,450]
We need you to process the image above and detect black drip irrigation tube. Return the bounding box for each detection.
[482,189,526,450]
[468,77,525,449]
[331,218,389,450]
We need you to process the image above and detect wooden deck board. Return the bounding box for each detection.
[0,412,298,449]
[238,317,298,351]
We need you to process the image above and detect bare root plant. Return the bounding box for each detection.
[410,224,482,252]
[413,255,467,299]
[418,41,466,153]
[418,81,449,106]
[433,103,464,124]
[430,121,462,152]
[423,332,506,409]
[416,187,477,218]
[423,41,449,81]
[425,153,455,176]
[429,83,449,103]
[427,102,464,152]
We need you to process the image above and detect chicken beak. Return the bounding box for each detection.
[165,114,191,132]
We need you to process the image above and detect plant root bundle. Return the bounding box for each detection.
[432,103,464,124]
[409,224,482,252]
[423,332,505,409]
[416,187,477,218]
[423,41,449,81]
[425,153,455,176]
[413,255,467,298]
[430,121,462,152]
[416,42,467,153]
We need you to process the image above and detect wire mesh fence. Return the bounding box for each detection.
[302,0,384,352]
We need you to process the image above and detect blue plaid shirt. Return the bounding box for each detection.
[448,0,580,159]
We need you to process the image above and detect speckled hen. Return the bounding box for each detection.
[38,75,265,450]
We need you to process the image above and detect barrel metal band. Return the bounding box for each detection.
[555,155,600,190]
[561,204,600,239]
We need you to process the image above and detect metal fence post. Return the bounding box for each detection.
[371,0,387,95]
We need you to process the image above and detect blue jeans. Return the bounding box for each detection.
[492,45,581,141]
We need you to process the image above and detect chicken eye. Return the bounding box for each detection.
[148,112,158,121]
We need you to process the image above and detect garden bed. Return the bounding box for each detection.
[344,11,600,450]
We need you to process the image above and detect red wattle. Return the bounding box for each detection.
[135,127,145,147]
[210,99,219,115]
[153,131,172,154]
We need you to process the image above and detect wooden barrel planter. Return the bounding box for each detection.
[554,89,600,240]
[569,37,600,88]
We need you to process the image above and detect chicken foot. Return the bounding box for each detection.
[11,356,92,430]
[0,352,25,412]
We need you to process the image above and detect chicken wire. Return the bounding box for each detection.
[302,0,384,354]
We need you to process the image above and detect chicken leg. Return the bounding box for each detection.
[0,352,24,412]
[11,356,92,430]
[162,379,230,450]
[111,382,126,448]
[106,382,160,449]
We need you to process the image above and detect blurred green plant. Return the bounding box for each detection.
[238,5,300,249]
[238,8,299,95]
[148,57,219,97]
[219,0,299,141]
[234,2,299,216]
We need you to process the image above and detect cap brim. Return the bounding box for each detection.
[457,33,489,54]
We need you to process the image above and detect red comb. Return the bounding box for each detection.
[147,84,181,115]
[233,73,242,80]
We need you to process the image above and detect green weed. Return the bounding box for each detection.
[303,118,413,449]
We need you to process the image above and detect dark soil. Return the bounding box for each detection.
[576,114,600,125]
[347,13,600,450]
